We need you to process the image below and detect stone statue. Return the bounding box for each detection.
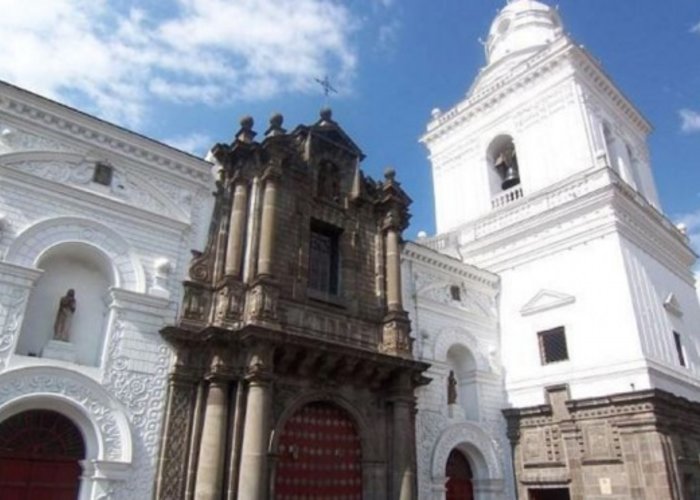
[53,289,76,342]
[447,370,458,405]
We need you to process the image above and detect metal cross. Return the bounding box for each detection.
[315,75,338,98]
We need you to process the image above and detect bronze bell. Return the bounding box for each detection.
[501,163,520,190]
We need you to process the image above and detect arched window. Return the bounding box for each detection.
[487,135,522,208]
[17,242,114,366]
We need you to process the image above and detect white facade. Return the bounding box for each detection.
[410,0,700,498]
[403,242,511,500]
[0,81,212,499]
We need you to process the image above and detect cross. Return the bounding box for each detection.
[315,75,338,98]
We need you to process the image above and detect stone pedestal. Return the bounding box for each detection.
[448,403,465,420]
[42,339,77,362]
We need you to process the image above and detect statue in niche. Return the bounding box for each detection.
[447,370,458,405]
[53,289,76,342]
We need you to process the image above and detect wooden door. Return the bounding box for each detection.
[446,449,474,500]
[0,410,84,500]
[275,402,362,499]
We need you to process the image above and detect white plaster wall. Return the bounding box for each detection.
[498,232,647,407]
[620,237,700,399]
[0,82,213,500]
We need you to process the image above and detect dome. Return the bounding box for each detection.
[485,0,563,67]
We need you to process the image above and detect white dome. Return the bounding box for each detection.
[486,0,563,67]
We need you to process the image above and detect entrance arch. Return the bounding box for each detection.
[274,401,362,498]
[0,410,85,500]
[446,449,474,500]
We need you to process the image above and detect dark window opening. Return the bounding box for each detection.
[308,220,341,295]
[92,162,113,186]
[528,488,571,500]
[450,285,461,301]
[674,331,686,367]
[539,327,569,364]
[317,161,341,202]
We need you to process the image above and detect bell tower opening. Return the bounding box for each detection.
[488,135,522,208]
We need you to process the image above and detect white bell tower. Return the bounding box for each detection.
[422,0,700,408]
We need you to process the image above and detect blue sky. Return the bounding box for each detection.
[2,0,699,243]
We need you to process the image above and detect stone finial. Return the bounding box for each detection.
[384,167,396,182]
[265,112,286,137]
[235,115,257,143]
[319,107,333,124]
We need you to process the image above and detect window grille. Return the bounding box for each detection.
[538,327,569,364]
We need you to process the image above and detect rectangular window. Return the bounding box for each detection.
[674,331,686,367]
[538,327,569,364]
[308,220,340,295]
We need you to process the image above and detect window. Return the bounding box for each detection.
[92,162,113,186]
[308,220,340,295]
[450,285,461,301]
[673,331,686,367]
[538,327,569,364]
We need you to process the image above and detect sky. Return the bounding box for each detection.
[1,0,699,245]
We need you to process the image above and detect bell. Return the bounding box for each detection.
[501,163,520,190]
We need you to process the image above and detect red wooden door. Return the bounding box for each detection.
[0,410,84,500]
[275,402,362,499]
[446,449,474,500]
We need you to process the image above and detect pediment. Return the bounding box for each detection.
[663,293,683,317]
[1,151,190,221]
[520,289,575,316]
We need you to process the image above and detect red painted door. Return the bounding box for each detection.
[0,410,84,500]
[446,449,474,500]
[275,402,362,499]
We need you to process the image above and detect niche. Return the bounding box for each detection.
[17,242,114,366]
[446,344,480,421]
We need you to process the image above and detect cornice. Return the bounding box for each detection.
[422,40,651,146]
[425,168,694,280]
[422,37,574,144]
[0,80,211,185]
[403,241,499,290]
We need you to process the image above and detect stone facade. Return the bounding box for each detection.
[155,110,428,500]
[504,388,700,500]
[0,80,212,499]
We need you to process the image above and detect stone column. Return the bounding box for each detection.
[257,171,279,278]
[391,373,416,500]
[193,377,229,500]
[225,180,248,277]
[385,228,403,312]
[237,348,273,499]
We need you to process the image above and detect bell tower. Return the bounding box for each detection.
[421,1,700,498]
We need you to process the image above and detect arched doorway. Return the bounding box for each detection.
[275,401,362,498]
[446,449,473,500]
[0,410,85,500]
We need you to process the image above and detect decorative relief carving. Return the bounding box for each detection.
[0,287,30,371]
[0,372,125,461]
[8,160,176,216]
[413,270,496,318]
[521,426,562,466]
[0,124,76,154]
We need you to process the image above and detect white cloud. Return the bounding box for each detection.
[0,0,360,126]
[680,109,700,133]
[691,21,700,34]
[162,132,213,156]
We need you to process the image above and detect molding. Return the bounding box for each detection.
[520,289,575,316]
[0,80,211,184]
